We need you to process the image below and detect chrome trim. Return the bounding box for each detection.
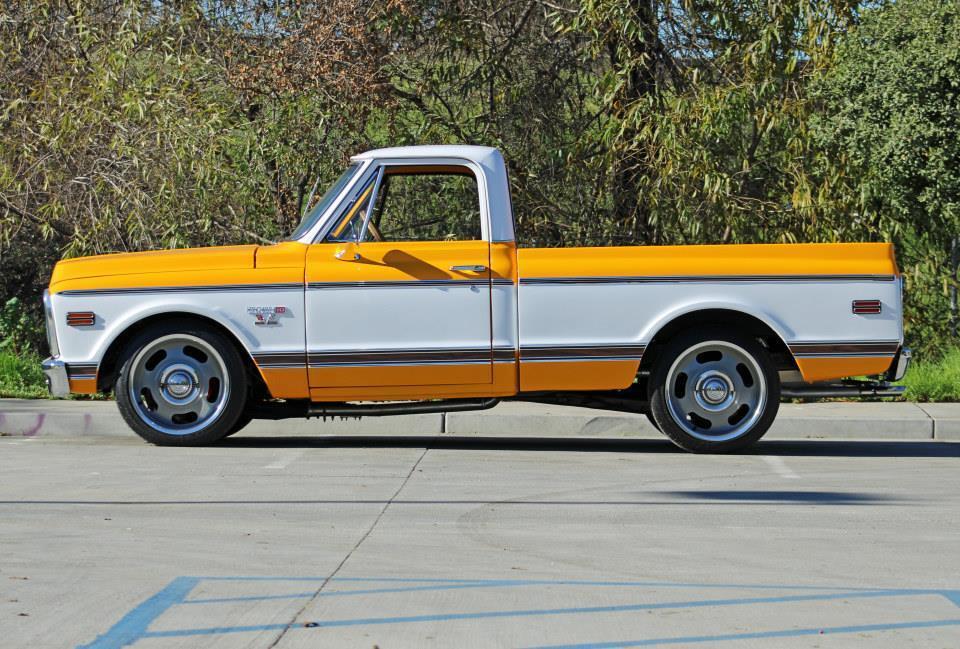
[307,278,512,290]
[519,343,646,362]
[788,341,901,358]
[308,347,498,368]
[304,159,373,244]
[519,274,898,285]
[58,283,303,297]
[451,265,487,272]
[66,363,98,380]
[358,165,385,244]
[254,347,518,369]
[42,357,70,398]
[888,348,912,382]
[42,290,59,357]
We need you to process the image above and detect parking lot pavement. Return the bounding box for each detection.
[2,436,959,649]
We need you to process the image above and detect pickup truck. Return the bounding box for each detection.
[42,145,910,452]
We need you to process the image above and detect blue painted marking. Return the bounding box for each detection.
[197,574,889,592]
[139,588,907,638]
[525,618,960,648]
[943,590,960,608]
[184,580,529,604]
[144,623,289,639]
[78,576,960,648]
[77,576,198,649]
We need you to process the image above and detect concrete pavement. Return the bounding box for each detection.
[1,398,958,441]
[1,434,959,648]
[0,399,960,441]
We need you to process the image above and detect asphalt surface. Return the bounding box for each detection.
[2,434,959,649]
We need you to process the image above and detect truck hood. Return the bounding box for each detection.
[50,245,259,286]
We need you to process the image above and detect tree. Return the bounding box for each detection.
[812,0,960,352]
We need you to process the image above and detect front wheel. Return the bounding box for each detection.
[648,328,779,453]
[115,320,248,446]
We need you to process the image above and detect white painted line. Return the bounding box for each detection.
[264,451,305,470]
[762,455,800,480]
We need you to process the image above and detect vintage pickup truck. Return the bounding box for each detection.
[42,145,910,452]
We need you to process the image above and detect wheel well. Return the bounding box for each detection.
[639,309,797,372]
[96,312,268,397]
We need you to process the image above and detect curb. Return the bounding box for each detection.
[1,399,957,442]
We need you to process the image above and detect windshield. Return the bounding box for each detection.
[286,163,361,241]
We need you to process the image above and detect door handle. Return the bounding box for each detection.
[450,265,487,273]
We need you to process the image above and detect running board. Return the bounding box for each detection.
[248,398,500,420]
[782,382,905,399]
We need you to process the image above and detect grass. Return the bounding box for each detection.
[0,349,110,399]
[0,347,958,402]
[0,349,49,398]
[900,347,960,402]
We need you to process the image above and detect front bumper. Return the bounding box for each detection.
[42,357,70,398]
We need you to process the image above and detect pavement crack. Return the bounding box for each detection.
[265,446,430,648]
[914,403,937,438]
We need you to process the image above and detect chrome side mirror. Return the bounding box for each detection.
[334,241,360,261]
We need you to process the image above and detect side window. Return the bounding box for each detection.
[326,181,374,243]
[371,167,482,242]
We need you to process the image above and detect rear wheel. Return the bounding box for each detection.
[115,321,248,446]
[648,328,779,453]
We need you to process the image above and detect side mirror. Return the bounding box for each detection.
[334,241,360,261]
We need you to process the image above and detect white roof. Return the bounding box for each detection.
[349,144,514,243]
[352,145,500,165]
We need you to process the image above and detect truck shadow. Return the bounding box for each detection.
[222,436,960,458]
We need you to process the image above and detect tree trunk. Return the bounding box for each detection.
[610,0,660,245]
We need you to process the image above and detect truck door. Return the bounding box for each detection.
[305,162,498,395]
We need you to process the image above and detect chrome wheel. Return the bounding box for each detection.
[128,334,230,436]
[664,340,767,442]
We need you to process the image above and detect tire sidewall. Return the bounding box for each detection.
[648,327,780,453]
[115,320,248,446]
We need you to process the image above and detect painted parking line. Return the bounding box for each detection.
[762,455,800,479]
[78,576,960,649]
[526,619,960,649]
[263,450,304,470]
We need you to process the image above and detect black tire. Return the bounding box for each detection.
[648,327,779,453]
[225,410,254,437]
[115,319,248,446]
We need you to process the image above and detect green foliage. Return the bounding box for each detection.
[811,0,960,353]
[0,350,47,399]
[0,0,957,368]
[0,298,39,354]
[902,347,960,402]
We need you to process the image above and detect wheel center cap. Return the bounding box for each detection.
[162,370,195,399]
[700,377,729,404]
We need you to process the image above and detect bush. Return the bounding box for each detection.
[902,347,960,403]
[0,350,47,399]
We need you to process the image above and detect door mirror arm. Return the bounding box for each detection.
[357,165,384,247]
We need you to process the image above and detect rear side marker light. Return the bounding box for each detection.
[852,300,881,315]
[66,312,96,327]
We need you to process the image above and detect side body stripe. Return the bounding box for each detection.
[308,279,513,290]
[519,275,897,286]
[59,283,303,297]
[56,274,893,297]
[788,341,900,357]
[520,344,646,362]
[66,363,98,380]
